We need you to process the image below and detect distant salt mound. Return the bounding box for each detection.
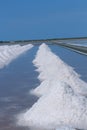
[31,43,87,96]
[0,44,33,69]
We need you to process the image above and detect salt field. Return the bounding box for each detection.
[0,42,87,130]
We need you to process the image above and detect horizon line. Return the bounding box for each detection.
[0,36,87,43]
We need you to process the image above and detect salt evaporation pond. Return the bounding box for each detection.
[0,44,39,130]
[0,43,87,130]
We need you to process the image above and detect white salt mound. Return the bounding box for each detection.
[32,43,87,96]
[0,44,33,69]
[30,79,52,97]
[17,43,87,130]
[18,80,87,130]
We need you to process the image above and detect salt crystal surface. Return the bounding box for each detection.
[56,126,76,130]
[17,43,87,130]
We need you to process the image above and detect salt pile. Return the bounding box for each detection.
[0,44,33,69]
[17,43,87,130]
[31,43,87,96]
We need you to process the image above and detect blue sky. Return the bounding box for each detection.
[0,0,87,40]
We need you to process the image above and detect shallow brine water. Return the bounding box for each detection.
[0,43,87,130]
[0,45,39,130]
